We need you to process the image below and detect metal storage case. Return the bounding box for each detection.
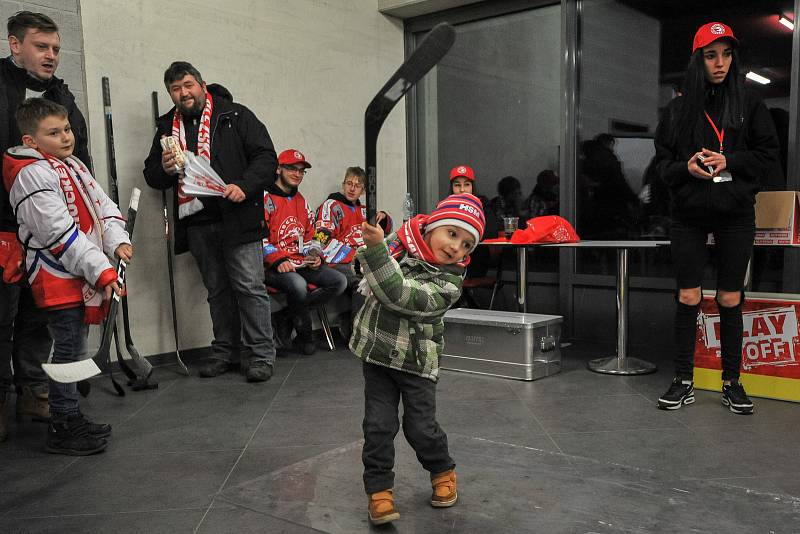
[441,309,562,381]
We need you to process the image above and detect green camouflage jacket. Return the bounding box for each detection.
[349,236,464,382]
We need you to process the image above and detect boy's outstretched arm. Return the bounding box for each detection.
[359,222,462,318]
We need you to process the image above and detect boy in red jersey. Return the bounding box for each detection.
[263,149,346,355]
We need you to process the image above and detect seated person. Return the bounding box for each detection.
[263,149,347,355]
[448,164,497,278]
[489,175,526,232]
[526,169,559,217]
[314,166,391,339]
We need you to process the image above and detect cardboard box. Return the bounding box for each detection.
[754,191,800,245]
[694,292,800,402]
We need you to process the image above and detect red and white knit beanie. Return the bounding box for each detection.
[424,193,486,251]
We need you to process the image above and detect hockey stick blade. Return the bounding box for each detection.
[152,91,189,376]
[42,358,101,383]
[364,22,455,223]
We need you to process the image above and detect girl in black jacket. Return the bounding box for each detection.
[449,164,497,278]
[654,22,779,414]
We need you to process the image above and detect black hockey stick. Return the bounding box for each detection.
[152,91,188,375]
[364,22,455,224]
[93,190,142,395]
[102,77,156,391]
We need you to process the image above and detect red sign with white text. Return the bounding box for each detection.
[695,298,800,379]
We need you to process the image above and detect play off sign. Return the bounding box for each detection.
[698,305,799,371]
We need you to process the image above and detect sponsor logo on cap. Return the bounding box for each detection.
[457,166,467,174]
[459,203,480,217]
[710,23,725,35]
[294,151,303,160]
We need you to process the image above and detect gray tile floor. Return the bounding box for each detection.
[1,341,799,533]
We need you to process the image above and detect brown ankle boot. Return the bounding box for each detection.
[431,469,458,507]
[368,489,400,525]
[16,385,50,422]
[0,392,9,442]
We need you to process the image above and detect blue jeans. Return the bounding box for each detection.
[264,265,347,315]
[0,279,52,395]
[187,224,275,366]
[47,307,88,417]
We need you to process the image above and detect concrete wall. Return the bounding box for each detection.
[78,1,407,355]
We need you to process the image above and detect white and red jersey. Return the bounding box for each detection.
[3,147,128,321]
[262,183,316,268]
[314,193,392,264]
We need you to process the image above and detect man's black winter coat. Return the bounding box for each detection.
[0,56,91,231]
[143,84,277,254]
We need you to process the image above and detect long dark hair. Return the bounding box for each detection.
[670,42,745,146]
[449,179,480,196]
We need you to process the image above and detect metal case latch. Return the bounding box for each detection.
[540,335,557,352]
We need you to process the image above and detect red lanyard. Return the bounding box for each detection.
[704,111,724,153]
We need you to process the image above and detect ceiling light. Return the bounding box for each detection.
[746,71,771,85]
[779,15,794,30]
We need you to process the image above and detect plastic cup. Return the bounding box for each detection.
[503,217,518,240]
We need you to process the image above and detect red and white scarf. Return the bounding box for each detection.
[172,91,213,219]
[46,154,112,324]
[392,214,469,268]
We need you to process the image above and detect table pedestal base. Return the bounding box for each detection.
[588,356,657,375]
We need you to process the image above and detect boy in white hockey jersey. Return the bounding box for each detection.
[3,98,132,455]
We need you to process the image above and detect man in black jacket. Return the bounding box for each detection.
[143,62,277,382]
[0,12,90,440]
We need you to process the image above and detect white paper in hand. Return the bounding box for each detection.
[183,151,227,196]
[42,359,102,383]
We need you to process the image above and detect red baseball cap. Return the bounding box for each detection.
[278,149,312,168]
[449,164,475,182]
[692,22,738,53]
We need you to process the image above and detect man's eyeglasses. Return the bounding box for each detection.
[343,181,364,190]
[283,165,307,175]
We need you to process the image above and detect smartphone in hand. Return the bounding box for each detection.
[697,154,715,175]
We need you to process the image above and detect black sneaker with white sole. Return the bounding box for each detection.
[721,380,754,414]
[657,377,695,410]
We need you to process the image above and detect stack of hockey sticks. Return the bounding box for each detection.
[97,77,158,395]
[45,78,161,396]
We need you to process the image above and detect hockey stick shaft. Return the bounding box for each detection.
[364,22,455,224]
[102,77,119,204]
[93,189,140,365]
[152,91,188,375]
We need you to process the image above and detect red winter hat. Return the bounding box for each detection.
[425,193,485,250]
[278,149,312,168]
[449,164,475,182]
[692,22,738,53]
